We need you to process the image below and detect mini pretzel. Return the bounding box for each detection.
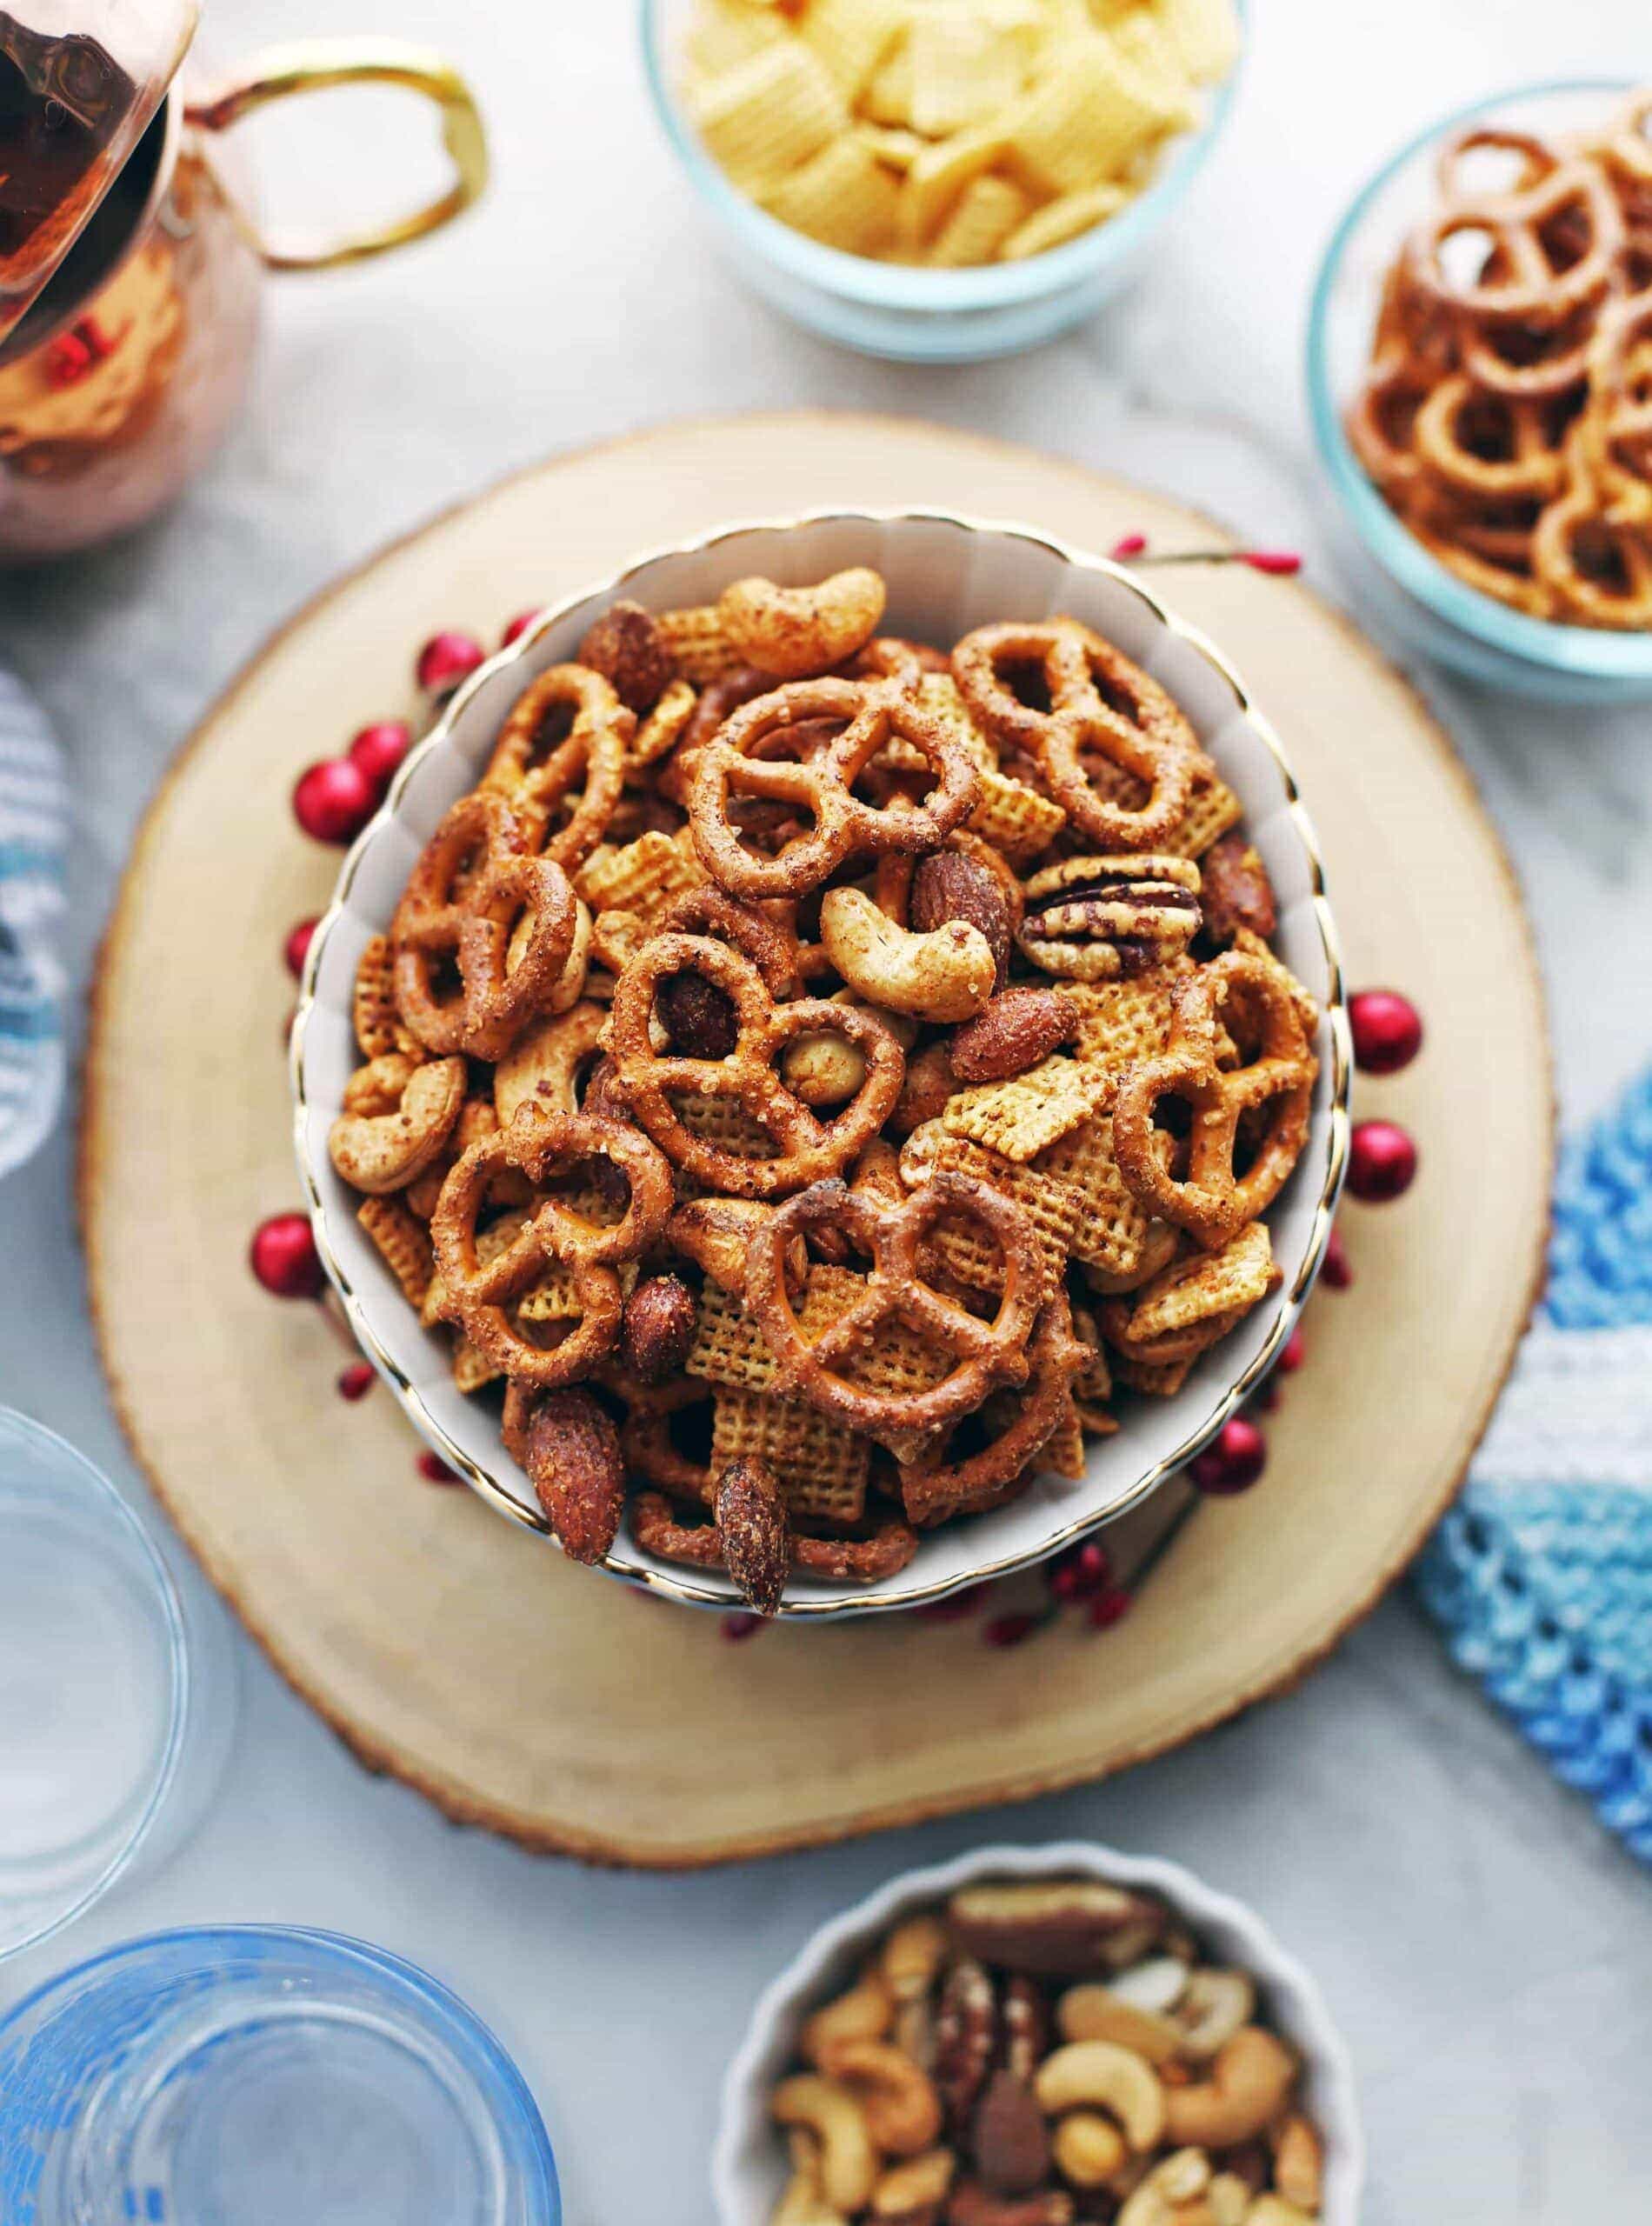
[1113,951,1317,1251]
[952,620,1196,852]
[392,790,581,1061]
[688,665,979,899]
[329,1053,466,1195]
[1411,372,1566,504]
[431,1106,673,1386]
[629,1491,920,1584]
[481,663,631,870]
[1405,150,1623,328]
[609,931,905,1196]
[899,1296,1089,1526]
[1531,462,1652,629]
[743,1176,1040,1436]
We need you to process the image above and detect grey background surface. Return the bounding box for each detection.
[2,3,1649,2220]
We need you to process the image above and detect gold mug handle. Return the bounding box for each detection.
[184,39,488,272]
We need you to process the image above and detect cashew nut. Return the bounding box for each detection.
[882,1916,949,2003]
[1033,2041,1166,2153]
[772,2075,880,2215]
[1116,2150,1211,2226]
[720,567,887,679]
[818,2037,944,2156]
[1269,2115,1322,2215]
[774,2128,847,2226]
[1174,1970,1255,2063]
[330,1053,465,1194]
[1246,2203,1315,2226]
[1051,2110,1129,2189]
[493,999,607,1127]
[1108,1957,1192,2017]
[1206,2176,1252,2226]
[802,1966,896,2064]
[821,885,996,1023]
[1162,2031,1296,2153]
[870,2147,956,2220]
[1056,1984,1182,2065]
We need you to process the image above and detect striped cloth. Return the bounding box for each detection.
[1417,1068,1652,1864]
[0,670,67,1179]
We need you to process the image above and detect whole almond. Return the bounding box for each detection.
[622,1275,697,1385]
[524,1389,624,1566]
[912,852,1013,988]
[1198,830,1277,945]
[577,600,677,713]
[971,2071,1051,2197]
[657,969,738,1057]
[948,990,1077,1084]
[716,1456,791,1616]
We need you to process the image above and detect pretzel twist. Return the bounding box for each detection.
[1406,146,1624,329]
[431,1105,673,1386]
[608,930,904,1196]
[1113,951,1317,1251]
[481,663,631,870]
[688,662,979,899]
[899,1295,1089,1526]
[392,791,581,1061]
[952,619,1196,852]
[743,1175,1040,1435]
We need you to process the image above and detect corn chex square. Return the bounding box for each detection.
[1128,1223,1275,1342]
[711,1387,869,1528]
[1032,1112,1154,1279]
[357,1196,433,1310]
[576,828,705,921]
[687,1266,861,1393]
[1063,969,1183,1075]
[944,1054,1112,1163]
[900,1121,1082,1303]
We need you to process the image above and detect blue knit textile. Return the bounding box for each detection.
[1417,1068,1652,1863]
[0,670,66,1180]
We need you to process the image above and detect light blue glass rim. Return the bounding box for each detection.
[0,1923,562,2217]
[0,1406,189,1969]
[1305,74,1652,684]
[639,0,1248,316]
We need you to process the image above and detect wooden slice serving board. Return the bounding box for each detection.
[82,411,1552,1867]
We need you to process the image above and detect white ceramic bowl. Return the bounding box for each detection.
[713,1840,1365,2224]
[292,511,1349,1618]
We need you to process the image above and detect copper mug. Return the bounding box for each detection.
[0,39,486,563]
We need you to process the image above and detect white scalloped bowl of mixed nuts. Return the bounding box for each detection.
[714,1841,1364,2224]
[293,511,1349,1618]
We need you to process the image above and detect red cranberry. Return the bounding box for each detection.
[1190,1416,1268,1496]
[984,1611,1043,1649]
[1278,1328,1306,1373]
[1110,533,1149,559]
[1322,1225,1353,1289]
[721,1610,765,1643]
[416,1450,461,1485]
[1049,1540,1112,1603]
[1348,1119,1418,1203]
[916,1583,993,1623]
[292,757,376,845]
[501,609,544,649]
[346,720,413,796]
[1349,989,1422,1076]
[250,1213,323,1301]
[1242,550,1302,576]
[1252,1381,1282,1415]
[1087,1586,1133,1630]
[283,916,318,979]
[416,630,485,696]
[337,1362,376,1402]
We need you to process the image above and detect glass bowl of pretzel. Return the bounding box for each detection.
[291,512,1349,1620]
[1308,79,1652,703]
[641,0,1247,362]
[713,1840,1364,2223]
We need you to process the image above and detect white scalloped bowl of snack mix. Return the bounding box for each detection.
[292,510,1349,1623]
[641,0,1248,361]
[714,1840,1365,2224]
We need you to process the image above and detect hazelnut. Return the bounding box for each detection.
[577,600,677,714]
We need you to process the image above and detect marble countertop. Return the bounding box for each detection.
[1,3,1649,2219]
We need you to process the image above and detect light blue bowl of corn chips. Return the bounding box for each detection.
[642,0,1247,363]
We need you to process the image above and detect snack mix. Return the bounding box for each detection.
[1348,86,1652,629]
[680,0,1238,268]
[329,564,1319,1610]
[767,1876,1327,2223]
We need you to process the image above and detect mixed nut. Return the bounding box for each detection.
[768,1879,1325,2225]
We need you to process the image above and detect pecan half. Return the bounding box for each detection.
[949,1883,1166,1976]
[716,1456,791,1616]
[934,1957,998,2136]
[577,600,677,714]
[524,1388,624,1565]
[914,852,1014,990]
[972,2070,1050,2196]
[948,990,1079,1084]
[1017,856,1201,983]
[998,1977,1049,2084]
[1197,830,1277,946]
[622,1274,697,1385]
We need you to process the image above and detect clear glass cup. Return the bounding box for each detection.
[0,1407,239,1963]
[1305,77,1652,705]
[0,1927,562,2226]
[639,0,1248,363]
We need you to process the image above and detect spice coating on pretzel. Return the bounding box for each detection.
[481,663,631,870]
